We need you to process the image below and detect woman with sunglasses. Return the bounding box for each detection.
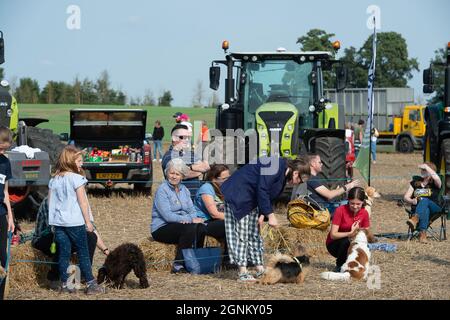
[193,164,231,266]
[221,156,311,282]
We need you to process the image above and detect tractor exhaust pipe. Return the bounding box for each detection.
[18,121,28,146]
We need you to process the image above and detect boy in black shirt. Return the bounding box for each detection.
[0,126,14,300]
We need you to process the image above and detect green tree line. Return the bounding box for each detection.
[3,70,127,105]
[297,29,420,89]
[0,69,177,107]
[297,29,448,104]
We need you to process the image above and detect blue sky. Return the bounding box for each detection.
[1,0,449,106]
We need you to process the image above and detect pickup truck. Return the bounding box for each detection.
[69,109,153,194]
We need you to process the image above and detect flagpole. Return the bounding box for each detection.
[368,17,376,187]
[351,16,377,185]
[368,110,373,186]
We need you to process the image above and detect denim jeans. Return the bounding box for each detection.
[33,231,97,281]
[415,198,442,231]
[0,215,7,300]
[371,141,377,161]
[153,140,163,159]
[54,226,94,284]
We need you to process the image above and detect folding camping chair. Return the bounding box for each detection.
[400,175,449,241]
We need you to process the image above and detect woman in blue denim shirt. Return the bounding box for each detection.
[151,158,207,273]
[194,164,231,266]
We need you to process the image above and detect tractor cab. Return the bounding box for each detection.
[210,41,349,187]
[209,41,347,189]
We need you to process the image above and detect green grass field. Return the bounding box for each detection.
[20,104,217,142]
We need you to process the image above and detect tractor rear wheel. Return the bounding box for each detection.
[424,127,439,164]
[26,126,65,165]
[440,138,450,194]
[315,137,346,190]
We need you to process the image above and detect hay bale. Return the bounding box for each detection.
[8,243,53,289]
[139,236,222,271]
[139,237,176,271]
[262,225,328,257]
[260,209,330,257]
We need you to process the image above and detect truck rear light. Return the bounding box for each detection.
[143,143,151,165]
[22,160,42,167]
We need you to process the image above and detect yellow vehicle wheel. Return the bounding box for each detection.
[398,136,414,153]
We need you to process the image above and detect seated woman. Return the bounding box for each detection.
[325,187,370,271]
[32,197,110,288]
[193,164,230,264]
[151,158,206,273]
[404,162,442,243]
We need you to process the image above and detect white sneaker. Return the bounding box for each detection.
[159,159,162,162]
[152,159,157,162]
[238,272,256,282]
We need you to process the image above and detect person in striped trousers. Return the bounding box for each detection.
[221,156,310,282]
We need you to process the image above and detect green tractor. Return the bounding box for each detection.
[0,31,64,219]
[208,41,349,191]
[423,42,450,193]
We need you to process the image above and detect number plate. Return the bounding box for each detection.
[96,173,123,179]
[24,172,39,179]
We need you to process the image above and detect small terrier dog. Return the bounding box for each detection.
[364,186,380,218]
[97,243,149,289]
[320,229,376,281]
[258,245,310,285]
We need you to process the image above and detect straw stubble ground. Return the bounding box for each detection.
[7,152,450,300]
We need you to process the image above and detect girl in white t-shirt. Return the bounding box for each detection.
[48,146,104,294]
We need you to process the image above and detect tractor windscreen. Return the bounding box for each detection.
[243,60,314,127]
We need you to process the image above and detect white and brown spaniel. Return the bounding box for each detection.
[321,229,377,281]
